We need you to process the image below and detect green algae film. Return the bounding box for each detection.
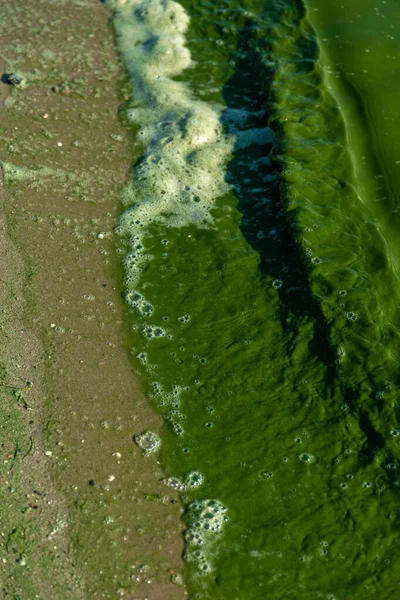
[106,0,400,598]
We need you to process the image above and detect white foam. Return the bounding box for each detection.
[184,498,228,572]
[105,0,235,288]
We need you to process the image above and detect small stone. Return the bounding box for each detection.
[112,452,121,458]
[57,142,63,147]
[43,113,49,119]
[52,82,70,94]
[6,73,25,87]
[107,474,115,482]
[44,450,52,457]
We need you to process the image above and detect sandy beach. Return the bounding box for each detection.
[0,1,186,597]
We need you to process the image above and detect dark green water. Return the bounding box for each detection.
[106,0,400,598]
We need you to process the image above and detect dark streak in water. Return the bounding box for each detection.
[223,26,338,392]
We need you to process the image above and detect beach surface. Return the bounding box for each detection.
[0,1,186,598]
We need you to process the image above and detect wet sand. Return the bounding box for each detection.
[0,0,186,598]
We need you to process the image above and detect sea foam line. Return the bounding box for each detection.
[105,0,236,291]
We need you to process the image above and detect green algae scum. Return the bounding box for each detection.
[104,0,400,598]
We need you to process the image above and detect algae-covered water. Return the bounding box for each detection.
[105,0,400,598]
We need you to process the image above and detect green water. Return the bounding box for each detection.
[306,0,400,240]
[106,0,400,598]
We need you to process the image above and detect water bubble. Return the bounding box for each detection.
[385,463,397,470]
[178,314,190,323]
[299,453,315,463]
[124,290,154,317]
[185,530,204,545]
[142,324,166,339]
[185,471,204,489]
[137,352,148,365]
[186,499,228,534]
[259,471,273,480]
[134,431,160,455]
[173,423,184,435]
[161,476,185,491]
[345,311,357,321]
[185,547,211,573]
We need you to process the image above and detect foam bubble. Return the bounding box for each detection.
[184,498,228,571]
[178,314,191,323]
[134,430,160,454]
[124,290,153,316]
[185,471,204,489]
[105,0,235,290]
[137,351,148,364]
[186,499,227,535]
[161,470,204,491]
[142,324,167,339]
[161,476,186,491]
[299,453,315,463]
[345,311,357,321]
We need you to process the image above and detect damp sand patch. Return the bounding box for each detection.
[0,0,186,598]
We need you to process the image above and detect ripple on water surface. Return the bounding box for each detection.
[105,0,400,597]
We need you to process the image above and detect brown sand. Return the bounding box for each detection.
[0,1,186,598]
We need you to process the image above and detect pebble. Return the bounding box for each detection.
[52,83,70,95]
[6,73,25,87]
